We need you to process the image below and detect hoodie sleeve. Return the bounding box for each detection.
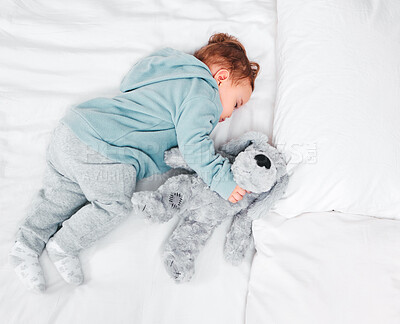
[175,97,237,200]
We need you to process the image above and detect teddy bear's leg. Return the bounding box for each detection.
[132,175,193,223]
[224,210,254,266]
[131,190,173,223]
[163,218,215,283]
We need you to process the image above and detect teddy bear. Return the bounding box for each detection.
[131,131,288,282]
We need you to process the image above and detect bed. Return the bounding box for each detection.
[1,0,399,323]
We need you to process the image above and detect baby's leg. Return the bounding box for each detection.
[10,161,87,292]
[44,131,137,284]
[51,162,137,254]
[47,163,136,285]
[16,163,87,254]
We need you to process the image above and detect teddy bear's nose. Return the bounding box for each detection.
[255,154,271,169]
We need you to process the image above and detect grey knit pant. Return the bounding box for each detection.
[16,123,137,255]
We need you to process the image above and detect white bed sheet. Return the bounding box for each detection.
[0,0,277,323]
[247,211,400,324]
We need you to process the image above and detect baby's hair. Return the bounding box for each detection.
[194,33,260,90]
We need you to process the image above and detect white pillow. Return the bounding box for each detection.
[272,0,400,219]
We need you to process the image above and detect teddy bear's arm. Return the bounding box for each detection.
[248,174,289,220]
[224,209,254,265]
[164,147,194,171]
[224,174,289,265]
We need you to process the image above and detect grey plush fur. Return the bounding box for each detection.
[132,131,288,283]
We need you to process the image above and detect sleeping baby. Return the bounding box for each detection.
[9,33,260,292]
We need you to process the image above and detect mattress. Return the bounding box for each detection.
[0,0,277,323]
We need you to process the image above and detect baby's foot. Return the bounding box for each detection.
[46,238,83,286]
[9,241,46,293]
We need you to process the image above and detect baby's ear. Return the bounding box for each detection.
[219,131,269,156]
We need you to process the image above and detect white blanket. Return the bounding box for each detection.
[0,0,277,323]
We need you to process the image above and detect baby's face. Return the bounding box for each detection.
[217,79,252,122]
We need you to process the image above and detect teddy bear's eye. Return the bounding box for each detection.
[169,192,183,208]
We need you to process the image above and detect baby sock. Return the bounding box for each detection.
[46,238,84,286]
[9,241,46,293]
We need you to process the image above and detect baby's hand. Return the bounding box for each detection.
[228,185,250,203]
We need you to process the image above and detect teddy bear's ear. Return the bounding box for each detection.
[219,131,269,156]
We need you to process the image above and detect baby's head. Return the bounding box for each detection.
[194,33,260,122]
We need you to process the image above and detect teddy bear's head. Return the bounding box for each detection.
[223,132,286,194]
[231,144,277,193]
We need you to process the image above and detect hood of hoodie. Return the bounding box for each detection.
[120,47,219,93]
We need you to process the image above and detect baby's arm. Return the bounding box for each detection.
[164,145,246,203]
[175,97,240,201]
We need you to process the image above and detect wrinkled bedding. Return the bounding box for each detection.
[0,0,277,323]
[2,1,398,324]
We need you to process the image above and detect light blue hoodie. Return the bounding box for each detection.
[62,48,237,199]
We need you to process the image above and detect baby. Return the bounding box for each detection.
[9,33,260,292]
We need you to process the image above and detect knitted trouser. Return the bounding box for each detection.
[16,123,137,255]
